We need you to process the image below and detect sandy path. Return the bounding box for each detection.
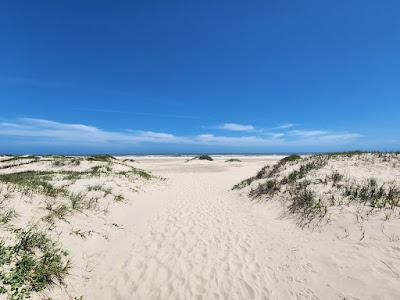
[50,157,399,300]
[78,159,279,299]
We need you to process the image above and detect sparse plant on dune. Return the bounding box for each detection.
[330,170,344,186]
[69,193,86,211]
[0,227,70,299]
[70,229,94,239]
[0,171,67,198]
[122,158,136,163]
[114,194,125,202]
[42,202,70,225]
[281,154,302,162]
[0,155,156,299]
[233,154,303,190]
[225,158,241,162]
[266,154,303,178]
[197,155,213,161]
[249,179,280,199]
[281,160,327,185]
[0,198,17,227]
[185,155,213,162]
[86,155,116,162]
[233,151,400,226]
[232,177,256,190]
[288,187,327,224]
[87,184,103,192]
[343,178,400,209]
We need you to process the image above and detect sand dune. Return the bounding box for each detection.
[1,155,399,299]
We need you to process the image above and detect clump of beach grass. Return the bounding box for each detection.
[233,151,400,226]
[0,171,67,198]
[281,159,327,185]
[0,227,70,299]
[232,154,303,190]
[330,170,344,186]
[197,155,213,161]
[288,186,327,224]
[249,179,280,199]
[343,178,400,209]
[86,155,116,162]
[225,158,241,163]
[186,155,213,162]
[42,202,71,225]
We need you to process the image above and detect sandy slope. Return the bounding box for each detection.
[2,156,399,299]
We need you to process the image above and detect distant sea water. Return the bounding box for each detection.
[111,152,315,157]
[1,152,316,157]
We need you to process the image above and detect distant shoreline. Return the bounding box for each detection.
[1,150,399,157]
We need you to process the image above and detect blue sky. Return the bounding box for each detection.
[0,1,399,154]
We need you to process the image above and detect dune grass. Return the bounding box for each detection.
[0,227,70,299]
[249,179,279,198]
[280,159,327,185]
[232,154,302,190]
[0,155,156,299]
[288,186,327,222]
[0,157,153,226]
[233,152,400,225]
[0,172,67,198]
[86,155,116,162]
[343,178,400,209]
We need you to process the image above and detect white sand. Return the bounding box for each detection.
[1,155,400,299]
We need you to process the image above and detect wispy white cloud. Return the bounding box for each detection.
[218,123,255,132]
[289,130,329,137]
[288,129,361,142]
[276,123,295,129]
[0,119,183,145]
[194,134,270,145]
[0,118,361,149]
[271,133,285,139]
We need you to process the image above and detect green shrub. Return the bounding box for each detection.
[225,158,241,163]
[197,155,213,161]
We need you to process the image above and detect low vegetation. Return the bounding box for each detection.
[0,227,70,299]
[343,178,400,209]
[0,171,66,198]
[0,155,155,299]
[86,155,116,162]
[186,155,213,162]
[225,158,241,163]
[233,152,400,226]
[232,154,302,190]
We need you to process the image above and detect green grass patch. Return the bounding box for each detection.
[0,172,67,198]
[0,228,70,299]
[343,178,400,209]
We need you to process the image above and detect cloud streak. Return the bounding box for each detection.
[0,118,361,149]
[218,123,255,132]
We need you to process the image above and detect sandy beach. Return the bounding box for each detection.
[1,154,399,299]
[3,1,400,299]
